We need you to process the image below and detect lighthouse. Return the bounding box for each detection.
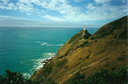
[82,26,86,38]
[83,26,86,31]
[82,26,91,38]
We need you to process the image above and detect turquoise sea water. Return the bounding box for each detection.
[0,27,99,77]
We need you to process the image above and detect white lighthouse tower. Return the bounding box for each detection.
[83,26,86,31]
[82,26,86,38]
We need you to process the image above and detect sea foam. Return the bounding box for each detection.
[35,41,42,43]
[26,52,56,78]
[41,42,63,46]
[23,73,31,78]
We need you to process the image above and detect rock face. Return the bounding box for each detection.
[31,16,127,84]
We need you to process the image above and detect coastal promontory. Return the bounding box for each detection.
[31,16,127,84]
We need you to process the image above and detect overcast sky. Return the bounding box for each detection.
[0,0,127,28]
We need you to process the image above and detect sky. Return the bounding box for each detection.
[0,0,127,28]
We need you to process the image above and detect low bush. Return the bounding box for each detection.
[0,69,32,84]
[47,78,58,84]
[43,63,53,77]
[71,72,85,84]
[71,67,127,84]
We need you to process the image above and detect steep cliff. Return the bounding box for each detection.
[31,15,127,84]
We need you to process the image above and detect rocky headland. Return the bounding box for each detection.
[31,15,127,84]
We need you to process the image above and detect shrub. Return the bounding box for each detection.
[43,63,53,77]
[47,78,58,84]
[71,67,127,84]
[117,55,125,61]
[71,72,85,84]
[106,28,113,36]
[119,30,127,39]
[0,69,32,84]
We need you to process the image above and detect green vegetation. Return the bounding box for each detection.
[83,32,91,39]
[85,42,92,47]
[65,66,69,69]
[0,69,32,84]
[106,28,113,36]
[93,29,113,39]
[46,78,58,84]
[43,63,53,77]
[39,78,58,84]
[56,58,68,68]
[75,41,88,49]
[71,72,85,84]
[58,49,70,59]
[95,49,106,56]
[80,41,88,47]
[71,67,127,84]
[119,30,127,39]
[117,55,125,61]
[97,32,106,39]
[0,69,58,84]
[68,31,82,44]
[99,57,109,63]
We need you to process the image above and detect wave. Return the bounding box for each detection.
[33,59,44,69]
[41,42,63,46]
[23,52,56,78]
[30,52,56,75]
[57,44,63,46]
[23,73,31,78]
[35,41,64,46]
[35,41,42,43]
[42,52,56,57]
[41,42,47,45]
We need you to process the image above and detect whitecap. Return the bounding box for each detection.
[41,42,47,45]
[35,41,42,43]
[57,44,63,46]
[40,42,63,46]
[31,58,46,70]
[47,44,54,46]
[46,44,63,46]
[35,64,43,70]
[33,65,36,67]
[30,52,55,70]
[43,52,56,57]
[29,52,56,77]
[23,73,31,78]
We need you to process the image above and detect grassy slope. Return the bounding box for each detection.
[31,16,127,84]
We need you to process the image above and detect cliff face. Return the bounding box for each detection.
[31,16,127,84]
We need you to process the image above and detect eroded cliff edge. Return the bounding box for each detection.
[31,16,127,84]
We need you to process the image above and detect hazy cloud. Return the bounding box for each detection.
[95,0,111,4]
[84,3,127,20]
[43,15,65,21]
[0,15,32,20]
[0,20,97,28]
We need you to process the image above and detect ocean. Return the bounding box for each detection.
[0,27,99,78]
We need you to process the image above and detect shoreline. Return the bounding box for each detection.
[30,55,55,78]
[41,56,54,65]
